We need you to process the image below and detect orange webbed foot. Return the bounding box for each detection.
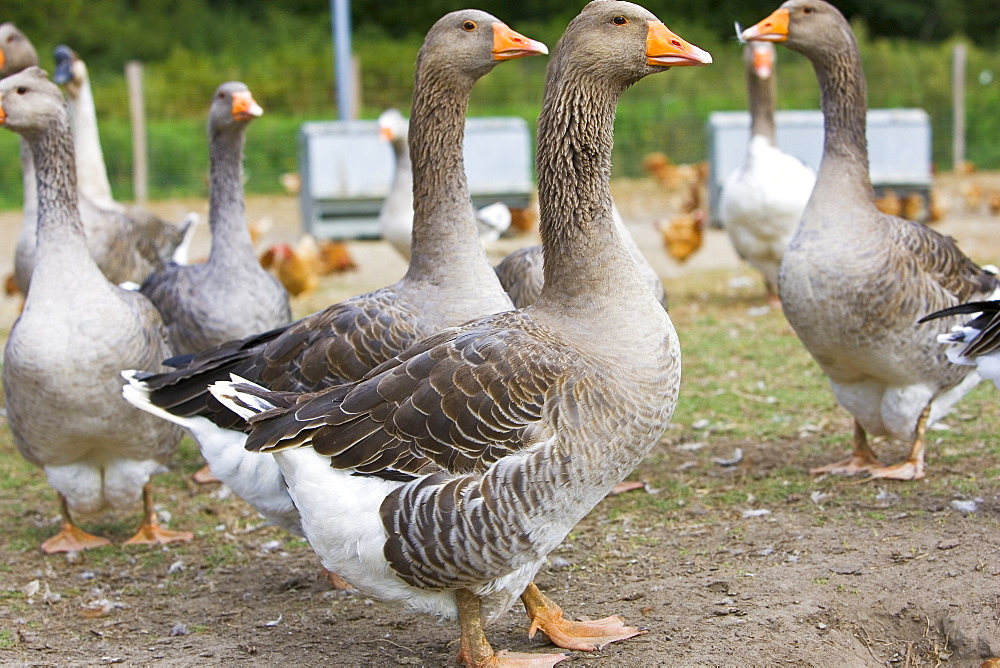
[457,648,567,667]
[528,612,645,651]
[521,582,645,652]
[809,454,884,476]
[124,522,194,546]
[864,459,924,480]
[41,523,111,553]
[192,464,221,484]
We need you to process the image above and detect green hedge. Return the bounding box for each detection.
[2,22,1000,210]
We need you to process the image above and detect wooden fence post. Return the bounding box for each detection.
[125,60,148,203]
[952,43,966,171]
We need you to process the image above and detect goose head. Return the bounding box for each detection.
[0,66,67,137]
[378,108,408,144]
[209,81,263,136]
[52,45,87,99]
[548,0,711,91]
[0,23,39,78]
[741,0,854,59]
[748,41,775,79]
[416,9,548,85]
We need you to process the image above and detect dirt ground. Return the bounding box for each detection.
[1,173,999,667]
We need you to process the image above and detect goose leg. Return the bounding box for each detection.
[865,404,929,481]
[40,494,111,553]
[124,483,194,546]
[520,582,645,651]
[192,464,221,484]
[455,589,566,667]
[809,419,883,475]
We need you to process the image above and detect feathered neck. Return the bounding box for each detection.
[25,113,105,288]
[806,28,874,205]
[206,120,257,266]
[748,62,776,143]
[532,57,648,314]
[403,58,493,282]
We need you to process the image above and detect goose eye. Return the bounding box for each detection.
[16,86,27,94]
[463,20,477,31]
[803,5,814,13]
[612,16,628,26]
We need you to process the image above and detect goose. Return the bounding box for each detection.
[742,0,1000,480]
[920,300,1000,389]
[718,39,816,302]
[209,3,708,664]
[3,28,194,296]
[377,107,511,260]
[50,42,199,267]
[0,67,190,552]
[51,44,116,209]
[138,82,290,356]
[494,201,668,308]
[122,12,546,532]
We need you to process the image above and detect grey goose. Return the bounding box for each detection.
[210,2,708,664]
[1,67,189,552]
[742,0,1000,479]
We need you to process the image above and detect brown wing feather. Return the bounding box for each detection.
[243,311,568,476]
[894,216,999,305]
[140,289,430,429]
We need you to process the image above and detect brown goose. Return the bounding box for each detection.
[210,2,708,664]
[122,11,545,534]
[742,0,999,479]
[0,67,189,552]
[494,201,668,309]
[138,82,290,356]
[3,25,193,297]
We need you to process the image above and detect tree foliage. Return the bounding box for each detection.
[3,0,1000,75]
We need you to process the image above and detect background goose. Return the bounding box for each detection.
[377,107,511,260]
[122,12,546,535]
[920,300,1000,389]
[742,0,1000,480]
[494,201,668,308]
[210,3,707,664]
[1,67,189,552]
[718,40,815,302]
[51,43,198,264]
[138,82,290,356]
[3,26,193,297]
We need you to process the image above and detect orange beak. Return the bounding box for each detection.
[0,48,5,71]
[231,90,263,121]
[646,21,713,67]
[379,126,393,141]
[492,23,548,61]
[741,8,790,42]
[0,94,5,126]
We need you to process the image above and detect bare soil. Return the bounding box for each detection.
[1,173,999,667]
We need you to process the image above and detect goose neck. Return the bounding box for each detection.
[403,64,489,279]
[748,68,776,143]
[67,78,115,206]
[27,122,101,277]
[811,43,874,201]
[206,125,256,264]
[533,71,644,313]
